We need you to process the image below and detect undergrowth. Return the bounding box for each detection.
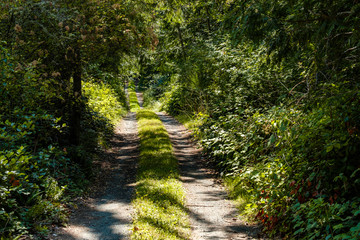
[0,49,127,238]
[174,113,206,132]
[132,110,190,240]
[83,80,127,126]
[141,34,360,238]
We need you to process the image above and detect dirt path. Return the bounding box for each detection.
[53,113,139,240]
[136,92,143,108]
[53,90,260,240]
[157,112,261,240]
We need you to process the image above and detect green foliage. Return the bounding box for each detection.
[83,80,127,125]
[2,0,360,238]
[290,197,360,240]
[199,96,360,237]
[132,110,190,239]
[0,110,81,238]
[0,4,130,236]
[137,0,360,238]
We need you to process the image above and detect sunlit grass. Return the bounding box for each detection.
[223,176,258,223]
[131,110,190,240]
[129,91,140,112]
[128,80,140,112]
[174,113,204,131]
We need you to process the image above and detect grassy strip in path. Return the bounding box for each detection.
[128,80,140,112]
[131,110,190,240]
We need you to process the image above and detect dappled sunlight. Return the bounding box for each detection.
[61,225,97,239]
[54,112,139,240]
[158,113,262,239]
[132,108,191,239]
[56,199,133,240]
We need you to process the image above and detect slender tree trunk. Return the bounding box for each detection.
[176,23,186,60]
[70,45,82,153]
[206,7,211,32]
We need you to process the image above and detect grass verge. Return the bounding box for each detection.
[174,113,204,131]
[223,176,258,223]
[128,81,140,112]
[173,113,257,223]
[131,110,190,240]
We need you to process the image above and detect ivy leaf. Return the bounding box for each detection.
[294,228,304,235]
[268,134,276,147]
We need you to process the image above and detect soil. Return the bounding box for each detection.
[52,113,139,240]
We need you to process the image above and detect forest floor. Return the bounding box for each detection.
[52,91,261,240]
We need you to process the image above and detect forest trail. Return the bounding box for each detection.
[53,113,139,240]
[53,91,260,240]
[157,113,260,240]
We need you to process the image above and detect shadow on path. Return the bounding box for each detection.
[157,112,262,240]
[53,113,139,240]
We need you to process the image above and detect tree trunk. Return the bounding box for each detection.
[176,24,186,60]
[206,7,211,32]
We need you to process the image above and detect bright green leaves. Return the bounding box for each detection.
[83,80,127,124]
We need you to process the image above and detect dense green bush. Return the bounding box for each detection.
[1,42,128,238]
[0,0,148,238]
[196,92,360,238]
[0,112,72,238]
[83,80,127,125]
[138,1,360,238]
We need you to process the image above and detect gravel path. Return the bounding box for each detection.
[136,92,143,108]
[157,112,261,240]
[53,113,139,240]
[52,90,261,240]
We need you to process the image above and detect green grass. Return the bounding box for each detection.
[128,81,140,112]
[223,176,258,223]
[129,91,140,112]
[174,113,204,131]
[131,110,190,240]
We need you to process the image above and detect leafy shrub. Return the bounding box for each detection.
[162,84,206,116]
[0,41,128,238]
[197,91,360,238]
[83,80,127,125]
[290,197,360,240]
[0,110,77,238]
